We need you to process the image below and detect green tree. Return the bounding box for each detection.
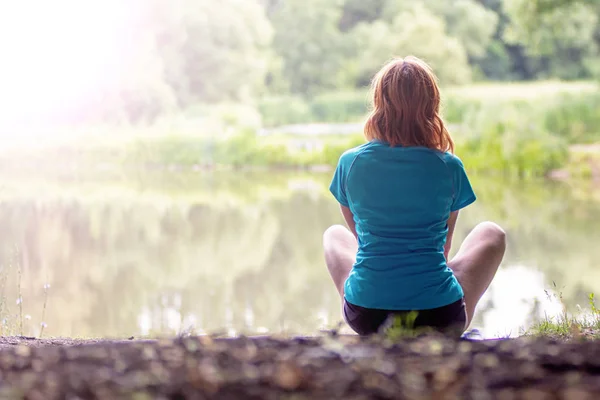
[434,0,499,59]
[347,3,472,87]
[269,0,349,95]
[475,0,533,80]
[154,0,274,105]
[503,0,599,79]
[79,0,275,123]
[526,0,597,13]
[339,0,387,31]
[382,0,498,59]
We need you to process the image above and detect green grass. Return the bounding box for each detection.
[526,290,600,340]
[527,316,600,340]
[379,286,600,341]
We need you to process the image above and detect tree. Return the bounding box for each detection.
[123,0,273,108]
[347,3,472,87]
[339,0,387,31]
[434,0,499,59]
[75,0,275,123]
[382,0,499,59]
[473,0,535,80]
[503,0,599,79]
[153,0,274,105]
[526,0,597,13]
[269,0,349,95]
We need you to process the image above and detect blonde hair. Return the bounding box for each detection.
[364,56,454,153]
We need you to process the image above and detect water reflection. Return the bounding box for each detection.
[0,170,599,338]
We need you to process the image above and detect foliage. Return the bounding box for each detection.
[268,0,349,95]
[543,93,600,143]
[526,286,600,340]
[383,0,499,59]
[151,0,274,105]
[432,0,500,59]
[455,121,569,179]
[3,0,597,125]
[257,96,313,127]
[379,312,449,341]
[310,91,371,123]
[7,81,600,178]
[503,0,599,80]
[346,3,472,87]
[258,90,369,127]
[0,127,568,180]
[530,0,598,13]
[258,82,600,150]
[68,0,274,124]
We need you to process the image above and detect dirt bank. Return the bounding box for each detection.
[0,334,599,399]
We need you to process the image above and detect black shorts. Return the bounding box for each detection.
[343,297,467,336]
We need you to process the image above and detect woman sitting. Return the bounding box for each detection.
[323,56,506,336]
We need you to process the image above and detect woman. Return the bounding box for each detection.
[323,56,506,336]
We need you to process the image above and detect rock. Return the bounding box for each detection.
[273,361,306,390]
[0,335,596,398]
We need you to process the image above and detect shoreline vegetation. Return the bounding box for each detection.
[1,81,599,180]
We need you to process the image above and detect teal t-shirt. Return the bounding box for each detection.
[329,141,476,310]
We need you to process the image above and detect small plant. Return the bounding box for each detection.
[527,286,600,340]
[39,283,50,338]
[15,247,23,336]
[0,258,8,335]
[589,293,600,334]
[0,250,52,338]
[589,293,598,315]
[380,311,435,340]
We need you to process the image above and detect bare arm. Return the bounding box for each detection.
[340,205,358,239]
[444,210,459,261]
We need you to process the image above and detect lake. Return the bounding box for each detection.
[0,168,599,339]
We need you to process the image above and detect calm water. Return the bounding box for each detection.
[0,169,599,339]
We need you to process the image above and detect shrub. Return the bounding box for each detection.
[257,96,312,127]
[543,92,600,144]
[310,91,370,123]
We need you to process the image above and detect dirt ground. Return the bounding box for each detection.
[0,334,599,399]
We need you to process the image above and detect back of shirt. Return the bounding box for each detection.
[329,140,476,310]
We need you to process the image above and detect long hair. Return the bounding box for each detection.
[364,56,454,153]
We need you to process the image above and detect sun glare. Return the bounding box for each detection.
[0,0,128,132]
